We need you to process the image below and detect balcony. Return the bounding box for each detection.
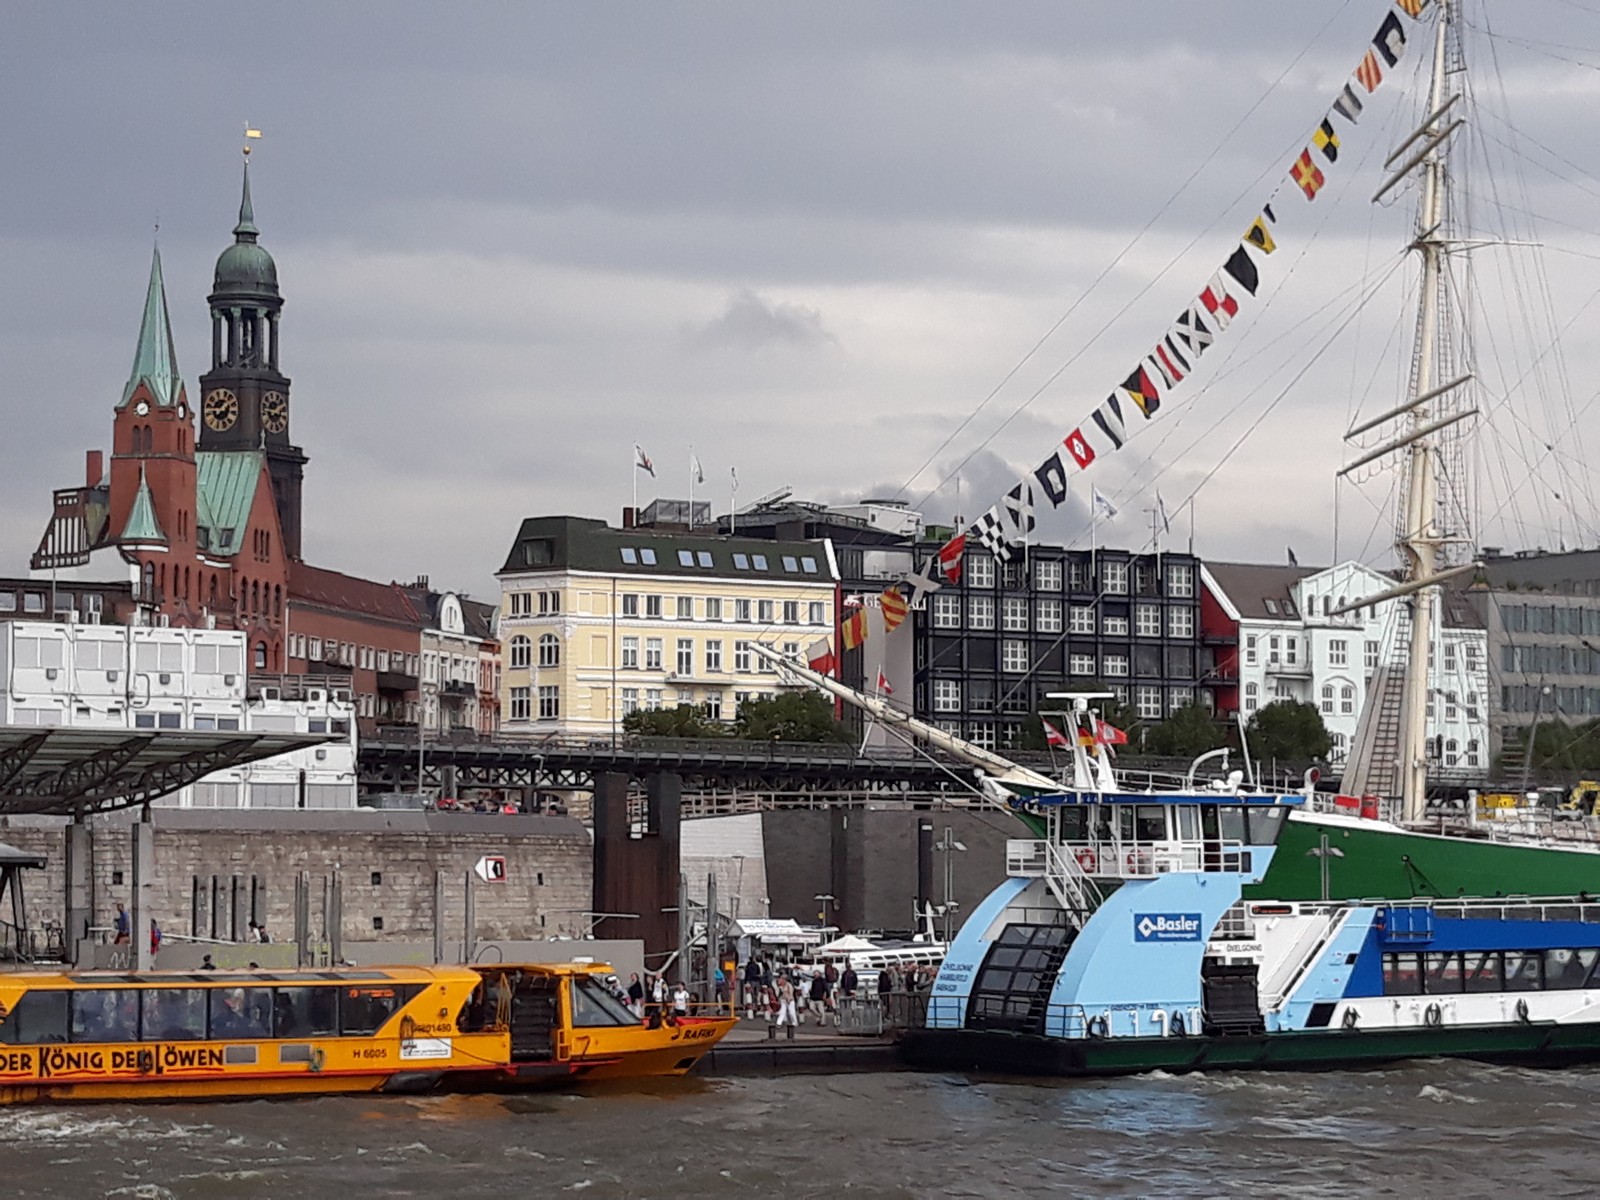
[442,679,476,697]
[1263,658,1311,678]
[377,669,419,692]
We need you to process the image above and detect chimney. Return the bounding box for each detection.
[86,450,103,488]
[622,506,637,530]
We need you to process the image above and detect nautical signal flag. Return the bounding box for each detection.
[1312,119,1340,163]
[880,587,909,633]
[1121,365,1161,418]
[1064,428,1096,470]
[1244,214,1277,255]
[937,534,966,583]
[1041,718,1070,749]
[1292,149,1327,200]
[806,638,836,675]
[1373,12,1408,67]
[1396,0,1426,17]
[1332,82,1365,125]
[841,609,868,651]
[876,668,894,696]
[1355,47,1383,93]
[1034,452,1070,508]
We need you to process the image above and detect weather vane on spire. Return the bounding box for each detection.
[243,123,262,160]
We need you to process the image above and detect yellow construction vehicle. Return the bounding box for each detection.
[1560,780,1600,817]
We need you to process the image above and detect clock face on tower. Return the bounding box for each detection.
[203,389,239,432]
[260,391,288,434]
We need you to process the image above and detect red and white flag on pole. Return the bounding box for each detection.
[936,534,966,584]
[1041,718,1069,749]
[634,444,655,477]
[1095,719,1129,746]
[875,668,893,696]
[806,638,836,675]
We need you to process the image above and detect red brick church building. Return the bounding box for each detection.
[29,166,496,733]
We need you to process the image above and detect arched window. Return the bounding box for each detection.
[538,633,560,668]
[1320,684,1334,714]
[1445,738,1459,767]
[209,575,219,609]
[141,561,155,600]
[509,635,531,669]
[1340,684,1355,714]
[273,585,282,619]
[251,581,260,614]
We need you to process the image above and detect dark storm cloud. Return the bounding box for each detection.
[2,1,1598,596]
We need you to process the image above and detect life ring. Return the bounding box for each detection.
[1086,1014,1110,1039]
[1125,850,1149,873]
[1424,1003,1443,1028]
[1342,1007,1360,1030]
[1074,848,1098,873]
[1170,1011,1187,1038]
[1516,998,1531,1025]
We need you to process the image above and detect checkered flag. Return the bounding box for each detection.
[972,505,1013,564]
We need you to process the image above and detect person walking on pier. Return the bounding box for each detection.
[113,903,130,945]
[775,974,799,1029]
[807,971,830,1026]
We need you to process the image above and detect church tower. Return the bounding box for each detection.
[196,161,308,559]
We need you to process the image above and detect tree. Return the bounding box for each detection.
[1245,699,1332,762]
[733,691,853,743]
[1145,702,1225,759]
[622,704,725,739]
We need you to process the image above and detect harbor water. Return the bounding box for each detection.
[5,1060,1598,1198]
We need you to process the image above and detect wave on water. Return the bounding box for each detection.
[1418,1083,1483,1105]
[0,1109,216,1146]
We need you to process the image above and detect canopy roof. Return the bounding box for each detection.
[813,934,879,955]
[729,918,826,944]
[0,728,332,816]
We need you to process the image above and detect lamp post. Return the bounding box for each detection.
[935,827,967,944]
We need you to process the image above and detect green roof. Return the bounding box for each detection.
[213,162,278,297]
[119,244,183,409]
[120,467,167,544]
[195,451,262,556]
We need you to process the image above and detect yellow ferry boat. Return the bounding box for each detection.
[0,960,735,1105]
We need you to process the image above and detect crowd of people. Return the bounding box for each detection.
[738,956,939,1027]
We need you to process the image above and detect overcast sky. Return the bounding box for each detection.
[4,1,1598,600]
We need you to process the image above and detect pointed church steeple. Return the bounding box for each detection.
[234,161,259,239]
[119,243,183,409]
[119,465,168,546]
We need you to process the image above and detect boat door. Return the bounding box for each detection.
[507,972,562,1062]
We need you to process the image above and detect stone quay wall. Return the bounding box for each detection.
[0,809,592,952]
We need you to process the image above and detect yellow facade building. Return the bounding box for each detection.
[496,516,838,735]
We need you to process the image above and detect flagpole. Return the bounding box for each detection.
[688,445,695,530]
[631,445,637,524]
[1188,498,1196,556]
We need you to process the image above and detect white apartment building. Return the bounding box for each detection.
[1204,561,1489,773]
[0,619,357,808]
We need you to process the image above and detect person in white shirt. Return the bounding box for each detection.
[672,984,690,1016]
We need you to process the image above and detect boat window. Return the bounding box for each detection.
[1176,806,1200,840]
[1423,952,1464,994]
[210,988,273,1040]
[274,987,340,1038]
[1461,952,1503,993]
[1200,807,1220,839]
[1245,807,1286,845]
[1382,953,1423,995]
[1502,951,1542,992]
[1543,948,1592,989]
[0,990,69,1044]
[570,977,638,1027]
[70,989,139,1043]
[339,985,414,1036]
[141,988,207,1041]
[1057,807,1087,840]
[1218,806,1247,844]
[1134,805,1166,842]
[1116,807,1135,841]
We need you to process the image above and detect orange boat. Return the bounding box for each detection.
[0,960,735,1105]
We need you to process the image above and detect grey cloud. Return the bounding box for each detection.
[687,289,837,352]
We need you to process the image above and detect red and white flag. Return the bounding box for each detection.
[875,669,893,696]
[1041,718,1069,749]
[633,444,655,477]
[806,638,836,675]
[1095,719,1129,746]
[936,534,966,584]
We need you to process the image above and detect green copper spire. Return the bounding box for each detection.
[119,243,183,409]
[234,161,258,240]
[120,466,167,545]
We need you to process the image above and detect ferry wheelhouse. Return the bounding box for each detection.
[901,697,1600,1077]
[0,961,734,1105]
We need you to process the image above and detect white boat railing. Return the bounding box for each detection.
[1005,839,1103,918]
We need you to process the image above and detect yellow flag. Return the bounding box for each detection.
[1244,215,1277,255]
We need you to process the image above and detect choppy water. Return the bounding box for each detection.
[5,1060,1599,1198]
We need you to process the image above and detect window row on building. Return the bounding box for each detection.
[1499,603,1600,636]
[1501,684,1600,716]
[929,595,1196,637]
[287,634,419,677]
[951,555,1195,598]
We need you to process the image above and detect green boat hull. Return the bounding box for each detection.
[1012,808,1600,902]
[901,1020,1600,1078]
[1252,814,1600,901]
